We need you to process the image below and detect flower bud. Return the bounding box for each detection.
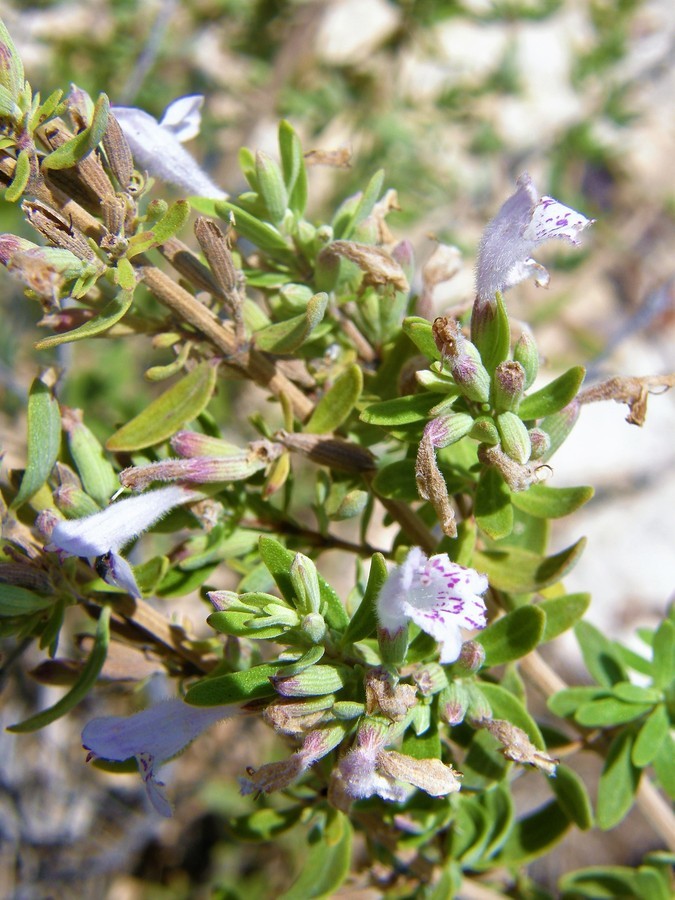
[413,663,449,696]
[465,683,492,725]
[263,696,334,735]
[54,484,101,519]
[493,361,525,413]
[513,331,539,389]
[301,613,327,643]
[430,413,474,447]
[451,355,491,404]
[377,624,409,667]
[332,701,365,720]
[439,681,470,725]
[456,640,486,674]
[391,239,415,285]
[272,665,347,697]
[496,412,532,464]
[62,407,118,507]
[528,427,551,460]
[290,553,321,616]
[470,415,500,445]
[171,430,241,458]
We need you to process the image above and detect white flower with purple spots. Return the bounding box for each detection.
[476,172,593,300]
[376,547,488,664]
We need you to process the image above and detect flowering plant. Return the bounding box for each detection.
[0,16,673,898]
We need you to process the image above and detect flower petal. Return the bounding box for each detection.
[524,196,593,245]
[158,94,204,142]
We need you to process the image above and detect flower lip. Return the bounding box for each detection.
[476,172,594,300]
[376,547,488,664]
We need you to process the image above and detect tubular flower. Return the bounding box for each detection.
[82,699,236,816]
[45,485,200,598]
[376,547,488,664]
[112,95,227,199]
[476,172,593,301]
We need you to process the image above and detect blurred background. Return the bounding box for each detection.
[0,1,674,897]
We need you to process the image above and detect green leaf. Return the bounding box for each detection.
[547,686,610,718]
[258,536,349,629]
[256,151,288,224]
[280,815,352,900]
[652,735,675,799]
[106,361,216,451]
[35,290,134,349]
[632,704,669,767]
[8,606,110,732]
[12,376,61,508]
[511,483,594,519]
[574,697,653,727]
[479,682,545,749]
[612,682,662,704]
[215,199,291,254]
[481,784,516,858]
[278,120,308,216]
[342,552,387,644]
[42,93,109,170]
[652,619,675,690]
[5,148,30,201]
[538,593,591,642]
[575,620,628,687]
[228,806,304,842]
[597,730,641,830]
[550,764,594,830]
[0,18,25,100]
[0,585,53,616]
[473,538,586,593]
[559,866,651,899]
[360,392,437,426]
[475,467,513,540]
[254,292,328,354]
[185,662,284,706]
[477,606,545,666]
[335,169,384,240]
[126,200,191,257]
[497,800,570,865]
[371,459,418,501]
[306,364,363,434]
[518,366,585,420]
[402,316,441,361]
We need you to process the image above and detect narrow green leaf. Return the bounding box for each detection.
[518,366,585,420]
[228,806,304,842]
[652,735,675,799]
[652,619,675,690]
[547,686,610,718]
[258,537,349,629]
[126,200,191,257]
[511,483,594,519]
[336,169,384,240]
[597,730,641,830]
[12,376,61,508]
[256,151,288,224]
[185,662,283,706]
[575,698,652,727]
[475,467,513,540]
[106,361,216,451]
[8,606,110,732]
[278,120,308,216]
[481,784,515,858]
[473,538,586,593]
[550,764,594,830]
[612,682,662,704]
[35,290,133,349]
[42,93,109,170]
[280,816,352,900]
[632,704,669,767]
[402,316,441,361]
[0,18,25,100]
[214,200,291,254]
[477,606,545,666]
[5,148,30,201]
[575,620,628,687]
[560,867,647,899]
[479,682,545,748]
[0,585,53,616]
[254,292,328,354]
[307,364,363,434]
[342,552,388,644]
[360,393,437,426]
[538,593,591,642]
[496,800,570,864]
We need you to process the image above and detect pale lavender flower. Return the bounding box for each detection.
[45,485,200,598]
[82,699,236,816]
[112,95,227,199]
[376,547,488,664]
[476,172,593,300]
